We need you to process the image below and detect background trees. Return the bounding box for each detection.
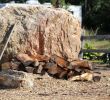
[83,0,110,34]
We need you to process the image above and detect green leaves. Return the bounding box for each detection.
[84,0,110,34]
[83,43,100,60]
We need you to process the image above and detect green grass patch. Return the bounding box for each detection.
[84,40,110,50]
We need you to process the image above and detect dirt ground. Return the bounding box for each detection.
[0,64,110,100]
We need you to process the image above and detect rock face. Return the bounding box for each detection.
[0,5,81,62]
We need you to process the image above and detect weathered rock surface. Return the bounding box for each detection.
[0,70,34,89]
[0,4,81,62]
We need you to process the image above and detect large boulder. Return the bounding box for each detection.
[0,70,34,89]
[0,4,81,62]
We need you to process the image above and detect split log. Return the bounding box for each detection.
[16,53,33,63]
[46,63,58,75]
[45,62,68,79]
[33,65,45,75]
[32,61,39,67]
[1,53,95,81]
[25,66,34,73]
[29,54,50,62]
[69,60,93,70]
[51,55,69,70]
[69,72,93,81]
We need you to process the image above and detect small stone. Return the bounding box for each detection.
[93,76,101,82]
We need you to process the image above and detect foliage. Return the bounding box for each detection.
[38,0,50,4]
[65,0,80,5]
[101,53,110,64]
[38,0,110,34]
[83,43,100,60]
[83,0,110,34]
[51,0,68,8]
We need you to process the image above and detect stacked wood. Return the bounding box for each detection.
[0,53,98,81]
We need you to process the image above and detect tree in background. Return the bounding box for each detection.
[65,0,110,34]
[38,0,66,8]
[51,0,65,8]
[83,0,110,34]
[38,0,50,4]
[15,0,27,3]
[65,0,80,5]
[0,0,10,3]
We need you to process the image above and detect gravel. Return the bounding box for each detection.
[0,65,110,100]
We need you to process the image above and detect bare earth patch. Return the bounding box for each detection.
[0,64,110,100]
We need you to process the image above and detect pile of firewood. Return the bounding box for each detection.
[0,53,98,81]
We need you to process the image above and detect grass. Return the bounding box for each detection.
[84,29,110,50]
[84,40,110,50]
[83,29,110,63]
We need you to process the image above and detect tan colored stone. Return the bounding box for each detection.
[0,5,81,63]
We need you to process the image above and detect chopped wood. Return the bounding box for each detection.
[69,72,93,81]
[16,53,33,63]
[25,66,34,73]
[46,64,58,75]
[58,70,67,79]
[29,54,50,62]
[51,54,69,70]
[33,65,45,75]
[37,65,43,74]
[69,60,93,70]
[0,53,97,81]
[39,62,45,66]
[32,61,39,67]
